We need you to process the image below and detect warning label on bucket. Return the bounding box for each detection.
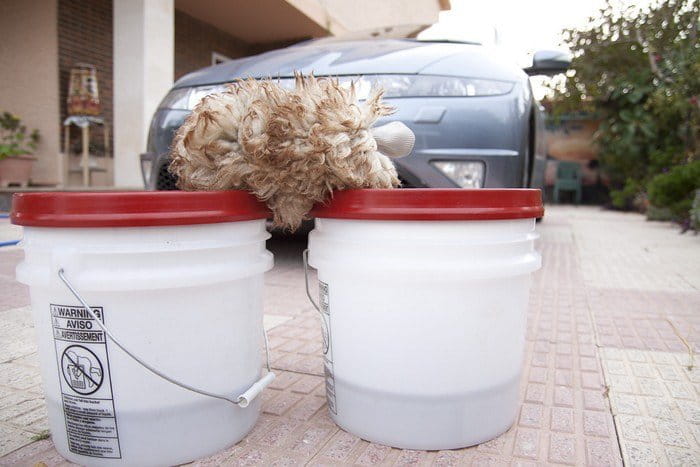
[51,304,121,459]
[319,281,336,415]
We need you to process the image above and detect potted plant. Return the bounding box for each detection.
[0,111,40,187]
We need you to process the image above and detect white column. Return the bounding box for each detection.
[113,0,173,188]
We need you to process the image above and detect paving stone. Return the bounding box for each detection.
[548,433,576,465]
[617,415,650,442]
[287,395,326,421]
[263,391,303,417]
[0,391,42,411]
[287,424,336,456]
[600,348,700,465]
[568,209,700,292]
[395,448,426,464]
[10,352,39,369]
[655,419,690,448]
[580,371,603,390]
[315,430,360,462]
[513,429,540,459]
[0,438,54,465]
[588,288,700,354]
[624,441,661,465]
[476,432,507,454]
[432,449,464,466]
[0,249,24,279]
[0,363,41,390]
[664,446,699,466]
[193,444,246,466]
[555,370,574,388]
[0,423,35,458]
[519,403,543,428]
[6,448,80,467]
[551,407,575,433]
[0,279,29,313]
[525,383,546,404]
[470,453,501,465]
[645,397,674,420]
[609,393,641,416]
[583,410,611,437]
[586,438,618,466]
[554,386,574,407]
[0,397,44,423]
[582,390,607,412]
[288,374,322,394]
[267,371,301,390]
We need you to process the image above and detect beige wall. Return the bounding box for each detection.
[320,0,443,37]
[0,0,61,185]
[176,0,447,45]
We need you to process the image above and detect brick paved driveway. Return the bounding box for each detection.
[1,206,699,465]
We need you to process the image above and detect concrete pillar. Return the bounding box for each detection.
[113,0,173,188]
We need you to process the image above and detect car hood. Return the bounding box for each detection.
[174,39,527,88]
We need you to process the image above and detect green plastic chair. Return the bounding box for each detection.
[553,161,582,204]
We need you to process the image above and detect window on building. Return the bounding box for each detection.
[212,52,232,65]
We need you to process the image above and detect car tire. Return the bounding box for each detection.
[155,159,179,191]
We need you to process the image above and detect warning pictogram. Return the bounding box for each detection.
[51,304,121,458]
[61,345,103,395]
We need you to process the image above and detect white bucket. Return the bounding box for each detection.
[307,189,543,450]
[11,191,274,466]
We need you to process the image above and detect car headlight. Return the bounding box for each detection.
[159,74,514,111]
[431,161,485,188]
[345,75,514,99]
[158,84,228,110]
[279,75,513,99]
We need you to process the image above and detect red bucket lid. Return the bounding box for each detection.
[11,191,270,227]
[312,189,543,220]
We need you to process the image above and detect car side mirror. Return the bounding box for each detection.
[524,50,571,76]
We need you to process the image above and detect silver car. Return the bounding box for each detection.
[141,39,568,191]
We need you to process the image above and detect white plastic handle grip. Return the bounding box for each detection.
[236,372,276,408]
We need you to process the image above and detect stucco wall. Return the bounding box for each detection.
[321,0,442,37]
[0,0,61,185]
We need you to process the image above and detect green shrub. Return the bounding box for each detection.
[647,161,700,226]
[610,178,643,210]
[646,205,674,221]
[546,0,700,209]
[691,189,700,230]
[0,111,40,160]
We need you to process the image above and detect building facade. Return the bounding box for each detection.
[0,0,448,188]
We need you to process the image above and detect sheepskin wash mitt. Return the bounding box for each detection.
[169,74,415,230]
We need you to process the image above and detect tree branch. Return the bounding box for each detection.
[635,28,674,84]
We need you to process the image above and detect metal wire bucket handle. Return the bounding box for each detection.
[302,249,321,313]
[302,249,329,338]
[57,268,275,408]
